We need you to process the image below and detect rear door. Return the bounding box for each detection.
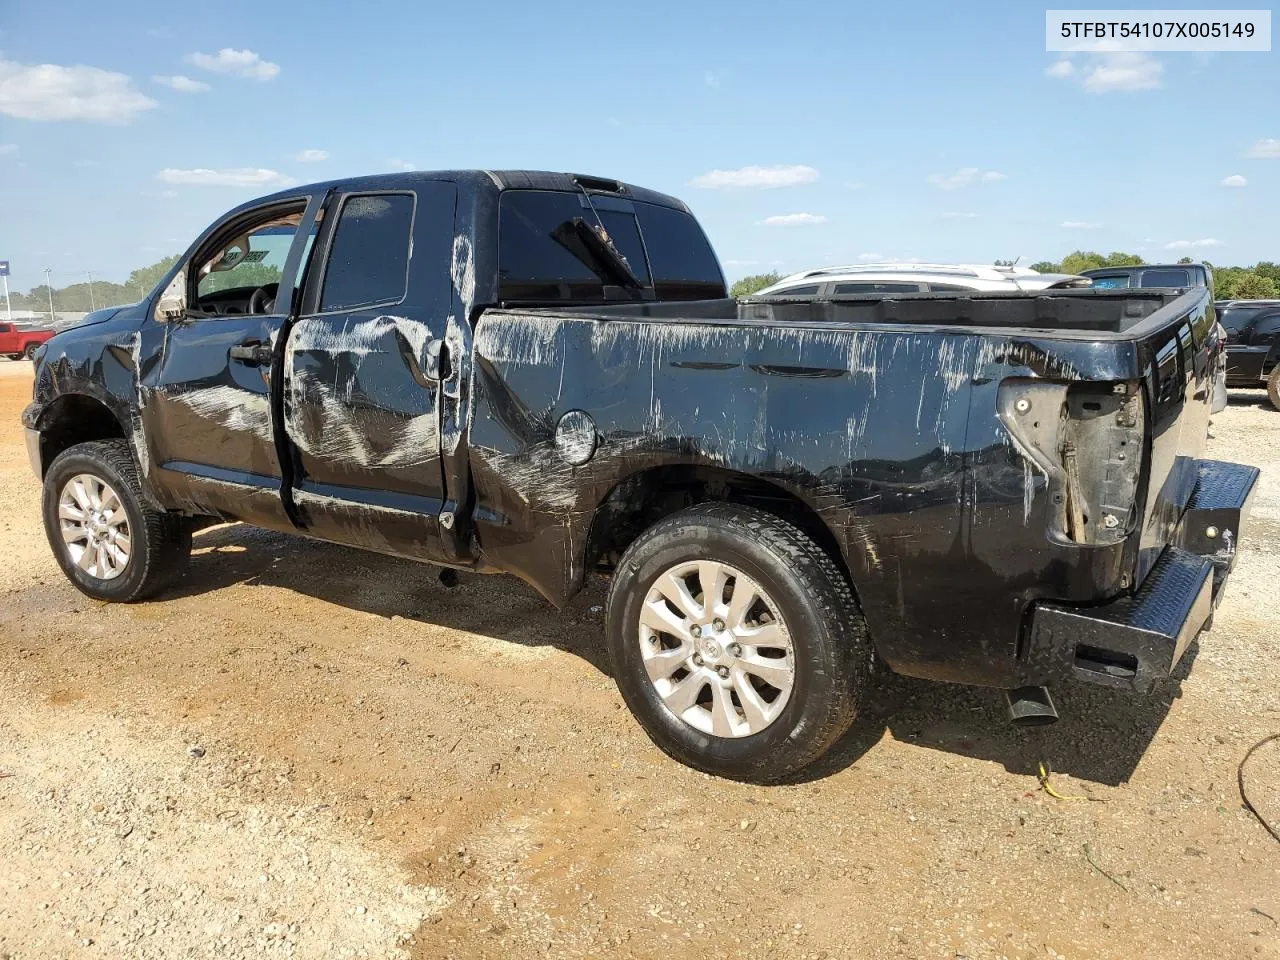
[282,181,458,559]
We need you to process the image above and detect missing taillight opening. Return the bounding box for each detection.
[998,378,1145,545]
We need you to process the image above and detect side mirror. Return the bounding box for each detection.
[155,268,187,322]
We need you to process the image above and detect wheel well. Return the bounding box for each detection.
[37,394,127,476]
[585,465,852,586]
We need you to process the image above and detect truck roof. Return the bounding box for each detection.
[243,169,692,214]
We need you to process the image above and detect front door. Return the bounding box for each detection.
[281,181,458,558]
[145,194,322,531]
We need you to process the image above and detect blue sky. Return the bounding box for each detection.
[0,0,1277,293]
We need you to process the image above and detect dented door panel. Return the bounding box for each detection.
[282,183,458,559]
[468,313,977,671]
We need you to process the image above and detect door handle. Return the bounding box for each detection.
[230,341,272,366]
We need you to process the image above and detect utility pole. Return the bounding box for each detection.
[44,267,55,326]
[86,271,96,311]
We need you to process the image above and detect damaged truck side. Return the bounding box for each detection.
[23,171,1257,782]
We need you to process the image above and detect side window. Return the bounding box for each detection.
[833,282,921,294]
[927,282,973,293]
[196,205,306,303]
[771,284,820,296]
[0,323,10,333]
[319,194,415,312]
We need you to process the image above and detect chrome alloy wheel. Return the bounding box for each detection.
[638,560,795,738]
[58,473,131,580]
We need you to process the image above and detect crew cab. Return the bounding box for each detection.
[22,171,1258,782]
[1218,299,1280,408]
[0,321,54,360]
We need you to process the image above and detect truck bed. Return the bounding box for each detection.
[555,287,1198,338]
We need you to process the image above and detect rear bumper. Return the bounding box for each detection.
[1024,459,1258,693]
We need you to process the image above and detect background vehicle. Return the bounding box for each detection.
[756,263,1090,297]
[1080,263,1212,290]
[22,170,1255,782]
[1218,299,1280,408]
[0,321,54,360]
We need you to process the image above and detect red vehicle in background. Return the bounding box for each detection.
[0,321,54,360]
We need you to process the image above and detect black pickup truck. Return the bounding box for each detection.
[1219,299,1280,408]
[23,170,1258,782]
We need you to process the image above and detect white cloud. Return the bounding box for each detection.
[0,143,16,156]
[152,74,209,93]
[757,213,827,226]
[1048,52,1163,93]
[1165,238,1223,250]
[1245,138,1280,159]
[295,148,328,163]
[690,164,819,189]
[388,158,415,171]
[0,57,157,123]
[1220,174,1247,188]
[156,167,296,187]
[928,167,1007,190]
[704,70,723,89]
[185,48,280,81]
[844,180,866,190]
[1062,220,1102,229]
[941,212,978,220]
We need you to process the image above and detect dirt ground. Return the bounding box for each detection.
[1,356,1278,960]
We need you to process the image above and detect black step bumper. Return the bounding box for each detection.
[1025,459,1258,693]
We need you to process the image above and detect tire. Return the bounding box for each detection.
[605,503,872,782]
[42,439,192,602]
[23,343,39,361]
[3,354,19,361]
[1268,366,1280,411]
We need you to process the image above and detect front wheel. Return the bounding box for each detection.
[42,439,192,602]
[1268,366,1280,411]
[605,503,872,782]
[23,343,39,361]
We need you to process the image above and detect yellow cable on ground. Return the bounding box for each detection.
[1038,761,1103,801]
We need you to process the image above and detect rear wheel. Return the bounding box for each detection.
[42,439,192,602]
[23,343,39,360]
[1268,366,1280,411]
[605,503,872,782]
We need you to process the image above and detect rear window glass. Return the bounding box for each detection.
[1088,274,1130,289]
[633,201,724,299]
[319,194,414,311]
[834,282,920,294]
[1141,269,1190,287]
[498,191,722,302]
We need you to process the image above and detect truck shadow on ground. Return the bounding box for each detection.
[170,522,614,674]
[799,650,1196,788]
[173,522,1188,788]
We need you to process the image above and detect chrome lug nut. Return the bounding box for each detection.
[717,665,730,679]
[693,654,704,666]
[712,618,725,632]
[728,643,742,657]
[691,624,702,638]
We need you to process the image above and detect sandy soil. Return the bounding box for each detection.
[1,356,1278,959]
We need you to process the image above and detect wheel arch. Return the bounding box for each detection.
[583,463,857,598]
[34,393,129,478]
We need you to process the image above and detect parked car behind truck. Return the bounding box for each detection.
[22,170,1258,782]
[0,321,54,360]
[1218,299,1280,408]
